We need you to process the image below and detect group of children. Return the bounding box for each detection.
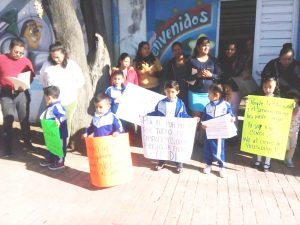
[39,71,299,177]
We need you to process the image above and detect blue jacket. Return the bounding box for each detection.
[105,84,126,113]
[43,101,68,139]
[148,97,191,118]
[202,98,233,121]
[86,110,124,137]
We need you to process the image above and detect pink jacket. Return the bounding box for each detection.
[111,67,139,85]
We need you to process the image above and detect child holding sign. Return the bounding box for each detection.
[39,86,68,170]
[83,93,123,138]
[202,83,235,178]
[148,80,191,173]
[285,91,300,168]
[253,76,279,171]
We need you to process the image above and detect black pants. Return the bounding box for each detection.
[0,89,31,153]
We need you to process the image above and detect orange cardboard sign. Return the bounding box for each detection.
[85,133,133,187]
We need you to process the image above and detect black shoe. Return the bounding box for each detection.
[2,152,13,158]
[252,161,261,169]
[155,163,165,171]
[263,163,271,172]
[176,166,183,173]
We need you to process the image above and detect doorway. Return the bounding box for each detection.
[218,0,257,57]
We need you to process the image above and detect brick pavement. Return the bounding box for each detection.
[0,125,300,225]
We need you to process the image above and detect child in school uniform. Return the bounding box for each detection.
[253,76,280,171]
[148,80,191,173]
[202,83,235,178]
[82,93,123,138]
[39,86,68,170]
[105,70,126,114]
[285,90,300,168]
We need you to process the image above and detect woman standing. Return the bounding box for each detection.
[134,41,162,93]
[112,52,138,85]
[40,41,85,134]
[165,41,190,110]
[186,36,221,117]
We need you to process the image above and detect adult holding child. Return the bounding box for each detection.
[261,43,300,97]
[40,41,85,135]
[134,41,163,93]
[0,37,35,157]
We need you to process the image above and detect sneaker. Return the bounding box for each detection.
[285,161,294,168]
[176,166,183,174]
[155,162,165,171]
[48,162,65,170]
[253,161,261,169]
[263,163,271,172]
[203,165,212,174]
[219,168,226,178]
[39,160,52,167]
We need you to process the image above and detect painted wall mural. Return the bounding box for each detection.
[0,0,55,122]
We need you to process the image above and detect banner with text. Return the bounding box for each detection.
[141,116,197,162]
[116,83,165,125]
[40,119,64,157]
[85,133,133,187]
[241,96,294,160]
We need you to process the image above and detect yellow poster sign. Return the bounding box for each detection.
[85,133,133,187]
[241,95,294,160]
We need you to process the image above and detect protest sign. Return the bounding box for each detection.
[141,116,197,162]
[85,133,133,187]
[40,119,64,157]
[241,95,294,160]
[116,83,165,125]
[201,114,237,139]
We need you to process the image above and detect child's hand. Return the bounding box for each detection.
[112,132,119,137]
[230,117,236,123]
[201,124,207,129]
[55,118,60,127]
[194,116,201,123]
[115,98,121,104]
[82,133,87,139]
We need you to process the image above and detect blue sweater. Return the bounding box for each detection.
[105,84,126,113]
[43,101,68,139]
[86,110,124,137]
[202,98,233,121]
[148,97,191,118]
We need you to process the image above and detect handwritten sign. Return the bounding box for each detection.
[241,96,294,160]
[201,114,237,139]
[85,133,133,187]
[40,119,64,157]
[116,83,165,125]
[141,116,197,162]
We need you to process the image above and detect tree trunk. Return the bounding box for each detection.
[43,0,111,152]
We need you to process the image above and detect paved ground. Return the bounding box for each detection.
[0,124,300,225]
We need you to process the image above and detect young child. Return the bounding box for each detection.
[285,90,300,168]
[105,70,126,114]
[202,83,235,178]
[148,80,191,173]
[83,93,123,138]
[39,86,68,170]
[253,76,279,171]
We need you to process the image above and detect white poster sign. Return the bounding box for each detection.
[201,114,237,139]
[116,83,165,125]
[141,116,197,162]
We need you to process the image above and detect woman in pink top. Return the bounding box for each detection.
[112,53,139,86]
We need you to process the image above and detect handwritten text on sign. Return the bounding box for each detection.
[85,133,133,187]
[241,96,294,160]
[141,116,197,162]
[116,83,165,126]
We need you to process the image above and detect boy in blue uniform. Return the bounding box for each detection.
[39,86,68,170]
[148,80,191,173]
[83,93,123,138]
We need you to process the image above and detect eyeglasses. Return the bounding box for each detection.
[12,49,24,56]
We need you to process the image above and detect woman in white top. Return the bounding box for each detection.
[40,41,85,134]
